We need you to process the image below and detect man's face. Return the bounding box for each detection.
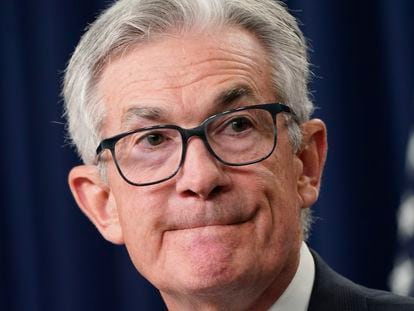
[74,27,323,303]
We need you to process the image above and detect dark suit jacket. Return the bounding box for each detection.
[308,251,414,310]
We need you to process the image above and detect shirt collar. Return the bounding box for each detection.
[268,242,315,311]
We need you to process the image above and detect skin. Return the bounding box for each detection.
[69,27,327,310]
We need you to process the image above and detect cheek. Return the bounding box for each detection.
[260,146,301,204]
[248,157,303,240]
[112,184,169,271]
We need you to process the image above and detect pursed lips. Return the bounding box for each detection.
[167,208,258,232]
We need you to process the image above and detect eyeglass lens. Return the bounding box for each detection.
[113,108,276,185]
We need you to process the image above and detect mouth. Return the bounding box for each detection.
[168,208,258,232]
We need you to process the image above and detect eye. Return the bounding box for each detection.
[228,117,253,133]
[144,133,166,146]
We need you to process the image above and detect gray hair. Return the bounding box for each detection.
[63,0,315,239]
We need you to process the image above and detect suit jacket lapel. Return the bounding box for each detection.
[307,250,368,311]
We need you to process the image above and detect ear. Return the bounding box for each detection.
[296,119,327,208]
[68,165,124,245]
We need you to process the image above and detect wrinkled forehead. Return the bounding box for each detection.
[95,27,275,137]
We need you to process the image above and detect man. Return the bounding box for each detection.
[63,0,414,310]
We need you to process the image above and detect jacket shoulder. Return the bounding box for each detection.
[365,287,414,310]
[308,250,414,311]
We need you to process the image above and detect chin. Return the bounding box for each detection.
[168,267,249,298]
[159,249,260,299]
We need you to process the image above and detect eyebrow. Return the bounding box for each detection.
[121,106,166,130]
[120,85,255,130]
[214,85,254,110]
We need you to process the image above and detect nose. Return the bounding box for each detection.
[175,138,231,200]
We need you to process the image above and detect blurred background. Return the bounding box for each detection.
[1,0,413,310]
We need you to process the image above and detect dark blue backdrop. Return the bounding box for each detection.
[1,1,413,310]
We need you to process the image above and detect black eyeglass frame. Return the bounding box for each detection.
[96,103,295,186]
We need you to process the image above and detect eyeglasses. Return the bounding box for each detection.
[96,103,295,186]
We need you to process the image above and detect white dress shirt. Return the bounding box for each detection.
[268,242,315,311]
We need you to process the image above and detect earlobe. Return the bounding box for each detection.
[68,165,124,245]
[296,119,328,208]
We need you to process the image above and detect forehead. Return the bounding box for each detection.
[96,27,275,136]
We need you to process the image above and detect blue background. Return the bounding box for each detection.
[1,0,413,310]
